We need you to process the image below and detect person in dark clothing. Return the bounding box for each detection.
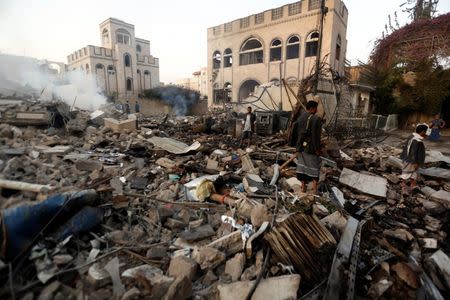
[124,101,131,114]
[400,123,429,195]
[240,106,256,148]
[295,101,322,194]
[134,101,140,113]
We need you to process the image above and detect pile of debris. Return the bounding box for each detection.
[0,110,449,300]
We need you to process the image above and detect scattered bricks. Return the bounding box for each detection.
[224,253,245,282]
[167,255,198,281]
[193,246,226,270]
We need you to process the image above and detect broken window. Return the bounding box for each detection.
[286,35,300,59]
[240,17,250,29]
[305,31,319,57]
[336,35,342,61]
[212,51,221,69]
[270,39,282,61]
[107,65,115,75]
[126,78,132,91]
[308,0,320,11]
[272,7,283,20]
[224,82,232,102]
[124,54,131,67]
[136,44,141,52]
[255,13,264,24]
[102,29,109,44]
[288,2,302,15]
[224,22,233,33]
[224,48,232,68]
[239,38,264,66]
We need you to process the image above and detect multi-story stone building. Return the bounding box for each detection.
[175,67,208,97]
[207,0,348,106]
[67,18,160,100]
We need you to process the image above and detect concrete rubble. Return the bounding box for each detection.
[0,100,449,300]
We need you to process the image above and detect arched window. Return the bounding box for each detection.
[96,63,104,69]
[224,48,232,68]
[270,39,282,61]
[306,31,319,57]
[124,54,131,67]
[102,29,109,44]
[213,51,221,69]
[116,29,131,45]
[137,69,141,75]
[107,65,115,75]
[136,44,141,52]
[336,35,342,60]
[144,70,150,75]
[126,78,132,91]
[286,35,300,59]
[240,37,264,65]
[270,78,280,86]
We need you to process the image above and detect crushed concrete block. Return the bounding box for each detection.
[217,274,300,300]
[192,246,226,270]
[162,276,192,300]
[167,255,198,281]
[224,253,245,282]
[206,158,219,171]
[250,204,272,228]
[178,224,215,242]
[286,177,302,193]
[104,118,136,132]
[419,238,438,249]
[88,263,111,287]
[156,157,177,169]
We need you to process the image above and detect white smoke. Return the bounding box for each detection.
[0,53,106,111]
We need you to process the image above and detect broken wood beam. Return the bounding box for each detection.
[0,179,53,193]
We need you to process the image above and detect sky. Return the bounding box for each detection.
[0,0,449,84]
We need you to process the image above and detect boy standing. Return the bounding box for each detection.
[240,106,256,148]
[400,124,429,195]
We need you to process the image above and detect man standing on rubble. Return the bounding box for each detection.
[295,101,322,194]
[400,123,429,195]
[240,106,256,147]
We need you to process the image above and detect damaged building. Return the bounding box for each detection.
[207,0,348,106]
[67,18,160,100]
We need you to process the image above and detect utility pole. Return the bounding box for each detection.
[313,0,328,94]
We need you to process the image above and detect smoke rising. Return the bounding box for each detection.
[0,53,106,111]
[142,85,200,116]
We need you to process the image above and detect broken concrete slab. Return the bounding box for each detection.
[224,253,245,282]
[426,250,450,290]
[217,274,300,300]
[430,189,450,208]
[419,167,450,180]
[167,255,198,281]
[41,145,72,155]
[339,168,387,198]
[192,246,226,270]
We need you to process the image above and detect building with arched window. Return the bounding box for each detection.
[67,18,160,100]
[207,0,348,106]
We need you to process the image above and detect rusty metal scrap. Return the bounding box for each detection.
[264,213,336,283]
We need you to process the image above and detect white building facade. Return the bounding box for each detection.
[207,0,348,107]
[67,18,160,100]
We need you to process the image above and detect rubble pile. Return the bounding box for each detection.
[0,110,449,300]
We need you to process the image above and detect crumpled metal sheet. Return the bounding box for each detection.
[148,136,201,154]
